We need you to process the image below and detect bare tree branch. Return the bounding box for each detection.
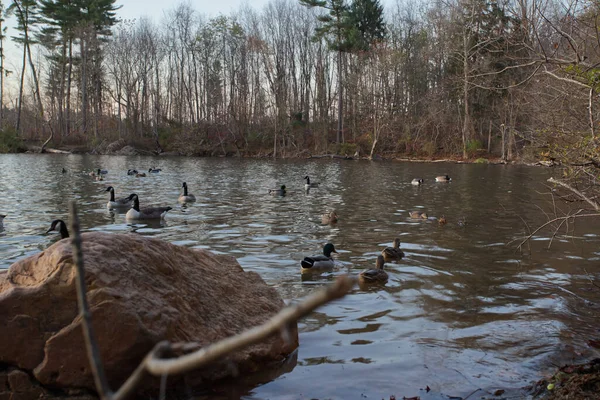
[548,177,600,210]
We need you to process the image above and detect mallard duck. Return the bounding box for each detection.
[178,182,196,203]
[97,169,108,175]
[88,170,97,177]
[106,187,134,209]
[95,175,104,181]
[381,238,404,262]
[411,178,424,185]
[321,210,338,224]
[136,173,147,177]
[409,211,428,219]
[148,167,162,173]
[125,194,172,220]
[47,219,69,239]
[300,243,337,271]
[359,255,388,284]
[127,169,138,175]
[304,175,319,189]
[269,185,287,196]
[435,174,451,182]
[438,216,447,225]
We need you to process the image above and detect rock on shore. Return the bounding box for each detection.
[0,232,298,397]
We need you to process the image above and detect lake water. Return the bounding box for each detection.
[1,154,599,399]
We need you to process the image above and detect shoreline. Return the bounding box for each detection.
[11,142,558,167]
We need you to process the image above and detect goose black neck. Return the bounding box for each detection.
[305,176,310,184]
[109,189,115,202]
[59,221,69,239]
[183,184,188,196]
[133,196,140,211]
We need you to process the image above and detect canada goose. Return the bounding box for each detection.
[127,169,139,175]
[300,243,337,271]
[178,182,196,203]
[106,187,134,209]
[125,194,172,220]
[304,175,319,189]
[435,175,451,182]
[411,178,424,185]
[0,214,5,224]
[47,219,69,239]
[381,238,404,262]
[409,211,428,219]
[269,185,287,196]
[148,168,162,173]
[358,255,388,284]
[321,210,338,224]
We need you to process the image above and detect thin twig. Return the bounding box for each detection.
[515,210,600,250]
[68,201,356,399]
[69,201,113,399]
[583,268,600,289]
[548,177,600,210]
[145,275,356,375]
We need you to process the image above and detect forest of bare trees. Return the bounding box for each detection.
[1,0,600,162]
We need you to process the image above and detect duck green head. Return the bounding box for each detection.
[323,243,337,257]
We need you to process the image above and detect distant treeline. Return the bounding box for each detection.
[2,0,598,161]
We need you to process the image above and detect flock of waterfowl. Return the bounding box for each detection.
[43,167,194,240]
[293,174,453,286]
[5,169,454,289]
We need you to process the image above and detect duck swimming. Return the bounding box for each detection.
[178,182,196,203]
[411,178,424,185]
[321,210,338,224]
[269,185,287,196]
[435,175,451,182]
[381,238,404,262]
[125,194,172,220]
[304,176,319,189]
[359,255,388,285]
[106,187,134,209]
[47,219,69,239]
[136,173,147,177]
[148,167,162,173]
[409,211,428,219]
[300,243,337,271]
[127,169,139,175]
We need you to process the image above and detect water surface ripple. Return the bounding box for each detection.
[1,154,598,399]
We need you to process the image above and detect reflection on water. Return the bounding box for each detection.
[1,154,599,399]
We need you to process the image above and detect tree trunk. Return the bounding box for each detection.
[337,49,342,144]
